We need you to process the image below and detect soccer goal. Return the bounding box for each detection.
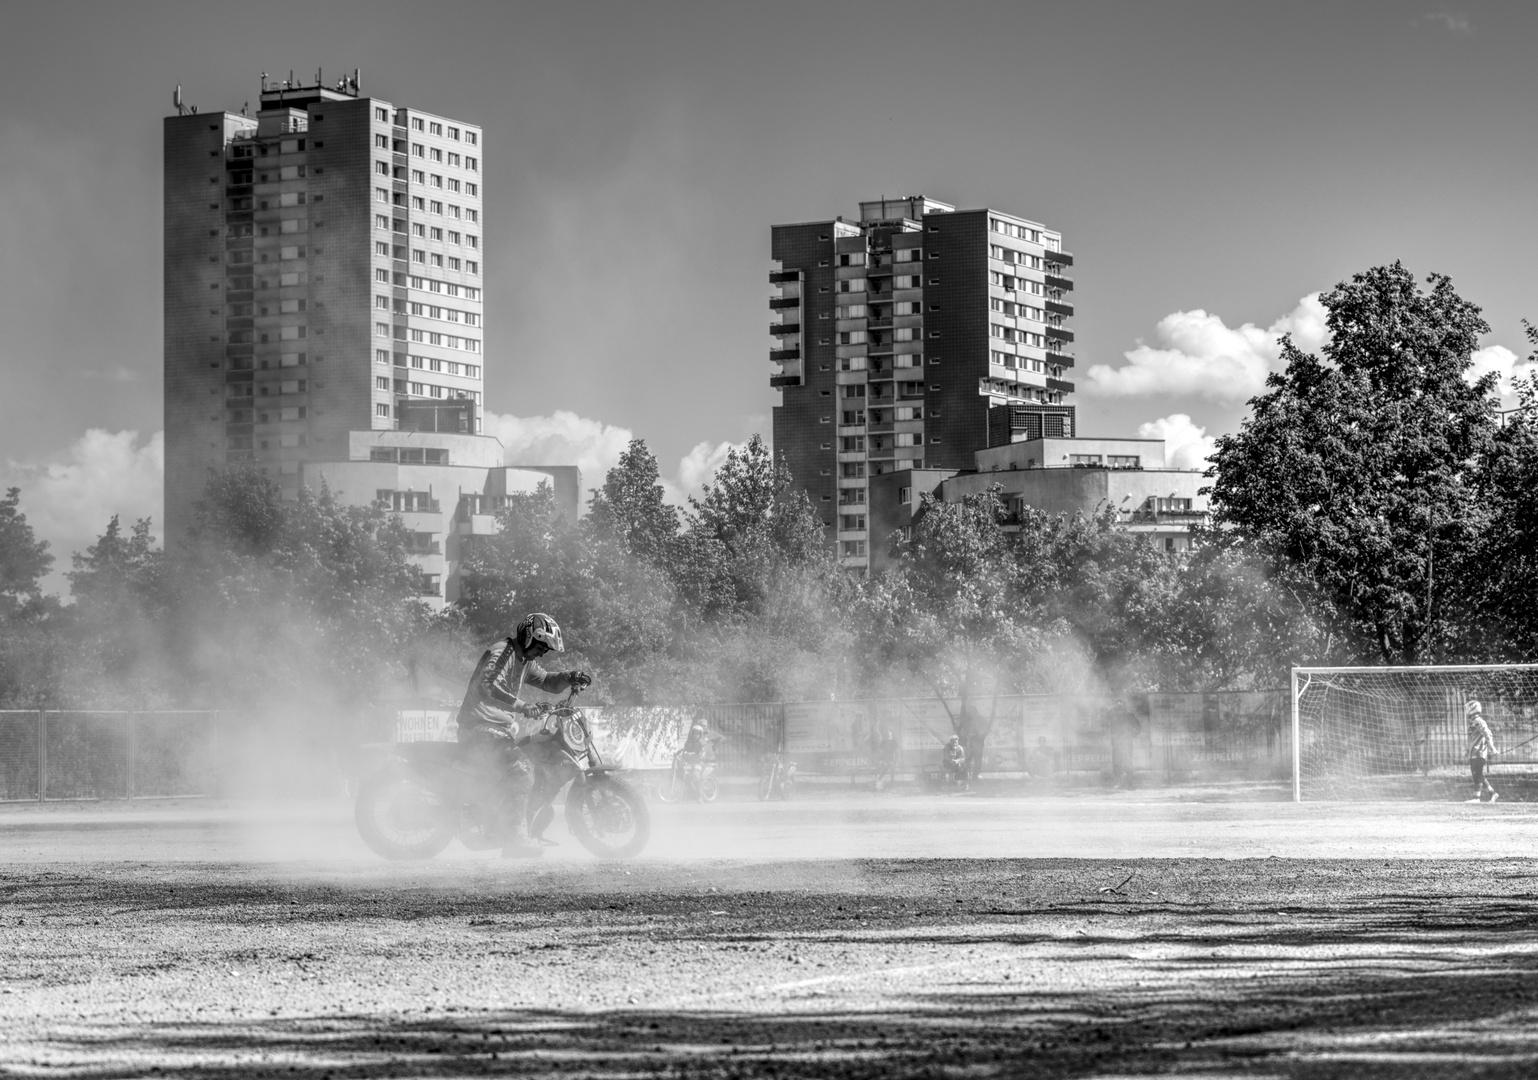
[1292,664,1538,800]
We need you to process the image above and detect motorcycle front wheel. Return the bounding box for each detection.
[656,771,683,803]
[354,767,456,860]
[566,775,651,859]
[757,770,775,801]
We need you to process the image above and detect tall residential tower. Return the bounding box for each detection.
[163,74,487,546]
[163,75,580,608]
[768,196,1076,571]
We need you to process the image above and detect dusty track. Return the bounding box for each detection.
[3,794,1538,1077]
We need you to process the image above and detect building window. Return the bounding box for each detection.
[841,540,867,557]
[375,349,391,364]
[376,376,390,390]
[430,122,443,136]
[375,322,391,337]
[466,182,478,196]
[375,107,389,122]
[412,117,424,131]
[898,486,912,504]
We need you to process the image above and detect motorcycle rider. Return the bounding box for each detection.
[457,612,591,857]
[674,718,721,796]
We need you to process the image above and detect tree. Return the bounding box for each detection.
[1207,263,1497,664]
[586,439,680,565]
[1467,336,1538,660]
[0,487,52,610]
[688,435,830,618]
[859,488,1037,777]
[0,488,63,709]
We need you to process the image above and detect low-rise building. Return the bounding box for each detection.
[868,432,1208,572]
[301,427,577,608]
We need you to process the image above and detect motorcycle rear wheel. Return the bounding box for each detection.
[566,775,651,859]
[698,772,720,803]
[757,771,775,801]
[354,768,456,860]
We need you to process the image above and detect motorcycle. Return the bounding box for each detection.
[354,687,650,860]
[657,750,719,803]
[757,751,797,800]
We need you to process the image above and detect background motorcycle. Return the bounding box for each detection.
[657,751,719,803]
[354,687,650,860]
[757,751,796,800]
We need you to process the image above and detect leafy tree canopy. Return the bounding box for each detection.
[1207,263,1497,663]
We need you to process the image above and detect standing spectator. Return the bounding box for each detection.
[1466,699,1500,804]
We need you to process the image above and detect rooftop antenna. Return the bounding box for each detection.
[260,71,269,93]
[241,101,249,116]
[316,66,323,85]
[354,67,361,92]
[174,85,187,115]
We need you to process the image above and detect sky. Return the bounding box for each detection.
[3,0,1538,570]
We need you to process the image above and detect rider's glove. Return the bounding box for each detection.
[568,670,593,690]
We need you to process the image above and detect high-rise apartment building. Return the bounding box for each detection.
[163,74,579,609]
[769,196,1075,571]
[163,74,487,546]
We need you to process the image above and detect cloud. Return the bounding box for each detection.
[1137,414,1217,471]
[1417,10,1473,34]
[1,429,164,590]
[1085,294,1328,403]
[482,409,740,506]
[1465,345,1538,399]
[676,439,742,501]
[482,409,636,488]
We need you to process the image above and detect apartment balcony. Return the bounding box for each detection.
[1045,250,1074,267]
[769,373,802,388]
[1045,272,1074,292]
[867,448,896,460]
[866,422,894,434]
[866,263,894,277]
[1045,325,1074,343]
[1046,349,1075,368]
[1046,298,1074,318]
[1128,508,1210,526]
[867,317,893,330]
[769,270,801,284]
[769,296,800,310]
[770,347,801,362]
[770,322,801,337]
[1046,377,1076,393]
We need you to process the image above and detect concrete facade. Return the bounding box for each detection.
[770,196,1074,572]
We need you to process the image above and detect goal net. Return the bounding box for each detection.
[1293,664,1538,800]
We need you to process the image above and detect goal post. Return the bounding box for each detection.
[1291,664,1538,801]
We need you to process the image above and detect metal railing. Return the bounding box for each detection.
[0,711,218,802]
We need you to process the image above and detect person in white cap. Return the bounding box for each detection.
[1465,699,1500,804]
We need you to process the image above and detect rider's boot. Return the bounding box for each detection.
[498,769,543,859]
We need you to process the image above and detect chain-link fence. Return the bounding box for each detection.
[0,711,218,802]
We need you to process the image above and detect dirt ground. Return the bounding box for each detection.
[4,792,1538,1078]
